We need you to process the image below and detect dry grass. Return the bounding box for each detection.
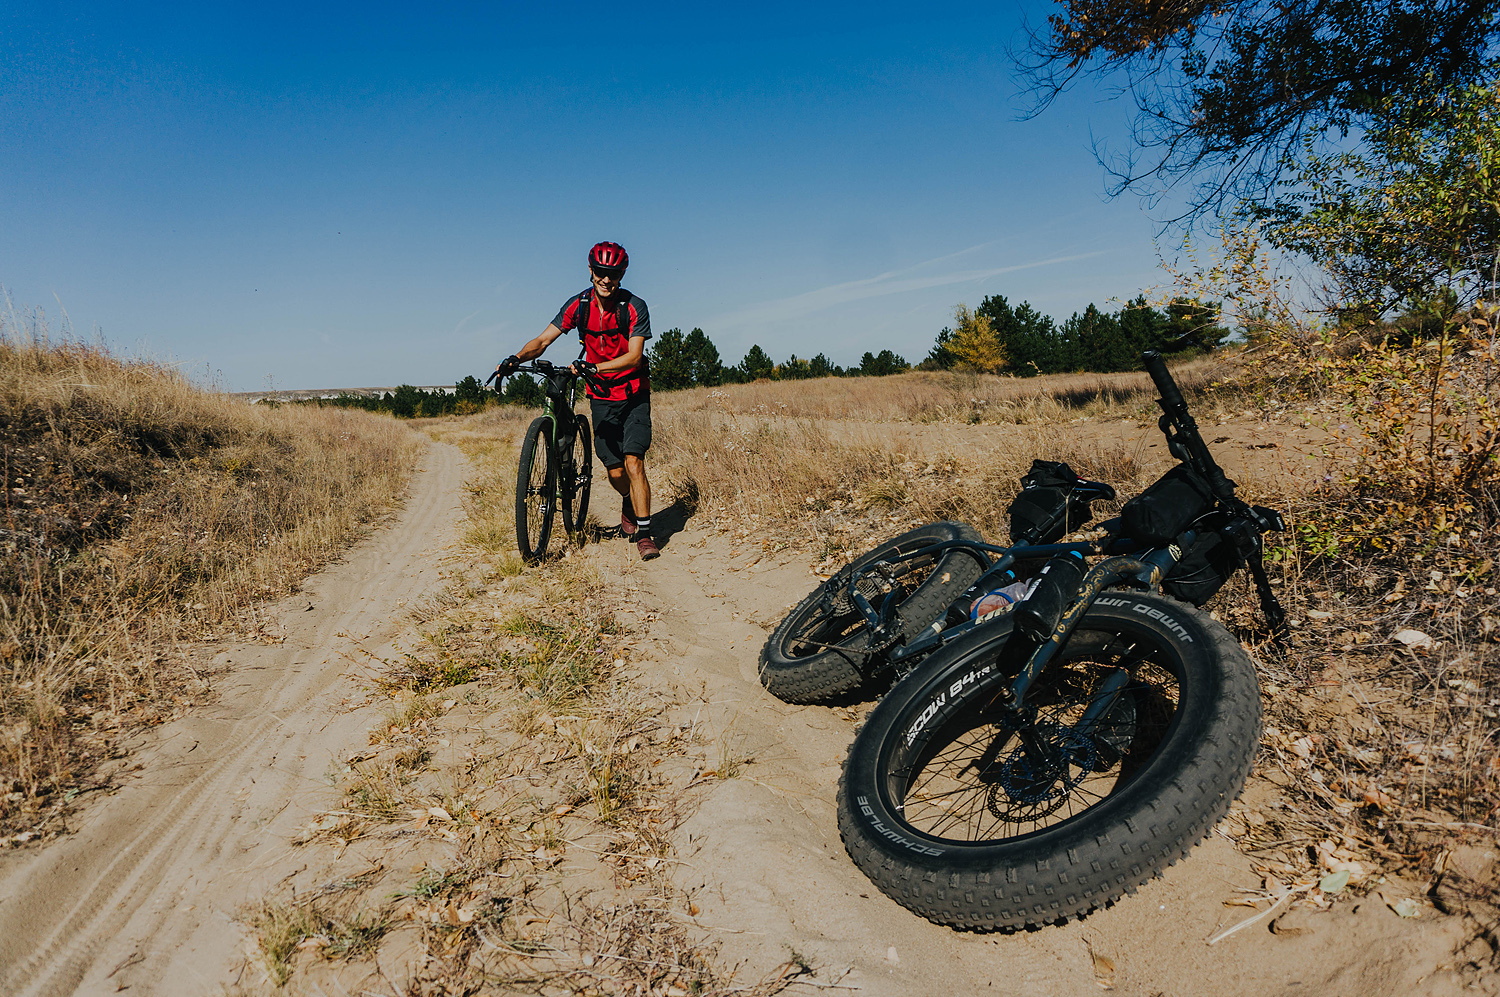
[0,323,421,838]
[646,403,1159,574]
[661,361,1223,424]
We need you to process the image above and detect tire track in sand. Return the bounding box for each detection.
[0,441,468,997]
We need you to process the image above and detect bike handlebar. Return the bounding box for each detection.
[1142,350,1238,508]
[486,358,607,395]
[1142,350,1286,630]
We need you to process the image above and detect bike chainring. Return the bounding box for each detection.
[862,619,906,655]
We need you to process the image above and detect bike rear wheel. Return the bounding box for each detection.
[516,417,556,563]
[837,592,1259,930]
[759,521,984,704]
[565,418,592,536]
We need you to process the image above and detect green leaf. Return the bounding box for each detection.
[1319,869,1351,894]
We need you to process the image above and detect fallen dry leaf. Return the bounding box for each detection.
[1394,629,1435,649]
[1086,940,1116,990]
[443,904,477,926]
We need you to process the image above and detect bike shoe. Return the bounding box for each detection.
[636,535,660,561]
[621,499,638,536]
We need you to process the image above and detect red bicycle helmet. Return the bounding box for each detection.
[589,241,629,276]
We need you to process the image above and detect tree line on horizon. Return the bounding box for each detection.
[924,294,1231,377]
[291,291,1231,417]
[647,293,1230,390]
[646,326,910,389]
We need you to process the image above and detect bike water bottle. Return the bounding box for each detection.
[1013,552,1087,642]
[969,578,1039,620]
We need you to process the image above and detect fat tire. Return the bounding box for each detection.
[760,521,984,704]
[516,417,556,563]
[836,593,1260,930]
[565,419,592,537]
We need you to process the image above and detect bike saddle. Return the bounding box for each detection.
[1073,478,1116,502]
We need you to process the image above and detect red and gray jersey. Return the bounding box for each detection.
[552,288,652,401]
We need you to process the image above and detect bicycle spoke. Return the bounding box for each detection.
[894,649,1181,842]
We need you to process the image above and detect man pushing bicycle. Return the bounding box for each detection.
[496,242,660,560]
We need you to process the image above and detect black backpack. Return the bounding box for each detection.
[1007,460,1115,545]
[571,289,649,384]
[571,288,630,338]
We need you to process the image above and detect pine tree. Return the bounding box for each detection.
[1163,298,1233,354]
[682,328,723,387]
[741,344,774,381]
[649,328,693,390]
[779,354,813,379]
[454,375,488,409]
[921,326,957,370]
[858,349,908,376]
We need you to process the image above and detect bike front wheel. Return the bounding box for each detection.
[515,417,556,563]
[565,418,592,536]
[837,592,1260,930]
[759,521,984,705]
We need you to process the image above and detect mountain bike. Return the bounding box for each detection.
[763,350,1287,930]
[487,360,600,562]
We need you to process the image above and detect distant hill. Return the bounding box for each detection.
[230,385,458,404]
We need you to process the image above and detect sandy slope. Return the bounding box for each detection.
[623,526,1476,997]
[0,442,469,997]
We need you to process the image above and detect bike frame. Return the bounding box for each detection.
[825,348,1286,731]
[496,360,596,521]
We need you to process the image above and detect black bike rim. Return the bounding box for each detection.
[876,620,1186,848]
[568,434,590,533]
[781,549,943,660]
[523,435,551,554]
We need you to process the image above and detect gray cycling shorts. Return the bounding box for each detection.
[590,394,651,468]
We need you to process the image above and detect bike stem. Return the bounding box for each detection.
[1004,540,1187,710]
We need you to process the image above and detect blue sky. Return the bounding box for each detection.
[0,2,1173,390]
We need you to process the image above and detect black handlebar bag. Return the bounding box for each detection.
[1122,464,1241,605]
[1120,464,1215,545]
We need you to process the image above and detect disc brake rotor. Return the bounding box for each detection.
[986,720,1097,822]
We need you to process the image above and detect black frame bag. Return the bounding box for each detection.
[1008,460,1098,545]
[1161,515,1244,605]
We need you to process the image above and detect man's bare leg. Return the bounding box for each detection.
[622,455,651,521]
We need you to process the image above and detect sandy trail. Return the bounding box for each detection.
[625,523,1473,997]
[0,423,1479,996]
[0,441,468,997]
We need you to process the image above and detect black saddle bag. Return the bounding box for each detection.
[1008,460,1104,545]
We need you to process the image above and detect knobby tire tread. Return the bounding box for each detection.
[836,594,1260,930]
[569,419,592,536]
[760,521,984,704]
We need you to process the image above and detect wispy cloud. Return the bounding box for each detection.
[709,248,1105,331]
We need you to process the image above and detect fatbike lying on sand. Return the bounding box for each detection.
[761,350,1287,930]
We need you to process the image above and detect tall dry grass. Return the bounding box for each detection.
[660,362,1223,424]
[0,325,421,836]
[647,395,1170,567]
